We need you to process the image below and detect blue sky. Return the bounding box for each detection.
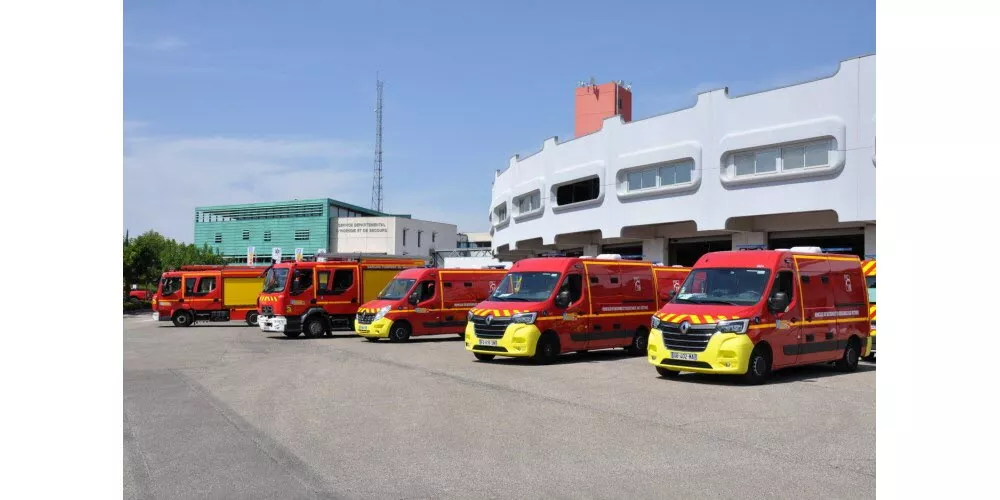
[124,0,875,242]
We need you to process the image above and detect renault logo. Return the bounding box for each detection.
[680,321,691,334]
[486,315,493,326]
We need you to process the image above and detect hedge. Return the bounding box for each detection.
[124,300,153,312]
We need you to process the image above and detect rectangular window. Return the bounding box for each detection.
[184,277,197,295]
[418,231,423,247]
[317,271,330,294]
[755,148,779,173]
[734,153,755,176]
[196,277,216,294]
[332,269,354,292]
[294,230,310,241]
[516,192,541,215]
[432,232,436,243]
[556,178,600,206]
[494,204,508,223]
[804,140,829,167]
[263,231,271,242]
[781,145,805,170]
[214,233,222,243]
[242,230,250,240]
[737,139,833,177]
[403,229,408,246]
[656,159,695,187]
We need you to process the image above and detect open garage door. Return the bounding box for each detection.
[768,228,865,258]
[669,237,731,267]
[600,242,643,259]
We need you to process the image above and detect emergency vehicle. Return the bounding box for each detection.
[464,255,690,363]
[257,254,427,338]
[647,247,871,384]
[152,265,265,327]
[354,267,509,342]
[862,257,876,360]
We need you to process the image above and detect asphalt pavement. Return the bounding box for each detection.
[124,315,875,500]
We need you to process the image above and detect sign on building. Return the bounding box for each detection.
[247,246,255,265]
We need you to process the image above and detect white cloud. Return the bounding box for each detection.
[124,132,372,242]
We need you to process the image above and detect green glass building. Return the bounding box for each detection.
[193,199,407,263]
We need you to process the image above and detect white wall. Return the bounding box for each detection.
[395,218,458,257]
[331,217,458,257]
[490,55,876,252]
[442,256,512,269]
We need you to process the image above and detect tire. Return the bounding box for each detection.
[303,317,326,338]
[532,333,560,365]
[389,322,412,342]
[283,331,301,338]
[835,338,861,372]
[245,311,259,327]
[863,354,876,362]
[457,333,466,339]
[656,366,680,378]
[474,352,495,362]
[172,310,193,327]
[626,328,649,355]
[743,345,771,385]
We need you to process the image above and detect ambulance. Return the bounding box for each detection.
[647,247,871,384]
[464,255,689,363]
[354,267,509,342]
[152,265,265,327]
[257,254,426,338]
[862,257,876,361]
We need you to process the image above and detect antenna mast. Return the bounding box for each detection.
[371,75,384,213]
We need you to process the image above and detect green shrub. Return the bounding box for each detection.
[123,300,153,312]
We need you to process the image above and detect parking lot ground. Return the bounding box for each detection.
[124,316,875,499]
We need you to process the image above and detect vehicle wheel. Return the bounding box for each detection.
[835,338,861,372]
[626,328,649,355]
[474,352,495,362]
[172,310,193,327]
[389,323,412,342]
[863,354,876,362]
[457,333,466,339]
[656,366,680,378]
[283,331,301,338]
[743,345,771,385]
[303,317,326,338]
[245,311,259,327]
[532,333,560,365]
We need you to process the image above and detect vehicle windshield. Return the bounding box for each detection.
[489,272,561,302]
[160,277,181,295]
[866,276,876,303]
[378,279,416,300]
[262,267,290,293]
[674,268,772,306]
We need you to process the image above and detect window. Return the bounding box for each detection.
[515,191,541,215]
[291,269,313,291]
[184,277,197,295]
[493,203,508,224]
[318,271,330,293]
[563,274,583,303]
[196,277,216,294]
[733,139,832,178]
[403,229,408,246]
[332,269,354,293]
[624,159,695,193]
[772,271,795,301]
[160,277,181,295]
[294,229,310,241]
[432,232,436,243]
[242,230,250,240]
[556,178,600,206]
[214,233,222,243]
[418,231,423,247]
[416,281,436,303]
[263,231,272,242]
[659,160,694,185]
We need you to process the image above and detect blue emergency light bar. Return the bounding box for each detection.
[821,247,853,253]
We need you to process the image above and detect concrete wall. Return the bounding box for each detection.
[490,55,876,254]
[331,217,458,257]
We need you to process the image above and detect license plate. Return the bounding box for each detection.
[152,312,159,321]
[358,324,369,331]
[670,352,697,361]
[478,339,498,347]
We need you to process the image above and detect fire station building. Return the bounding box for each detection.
[489,54,875,265]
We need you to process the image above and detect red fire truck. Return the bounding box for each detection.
[257,254,427,338]
[464,256,689,363]
[354,267,509,342]
[648,247,871,384]
[152,265,265,327]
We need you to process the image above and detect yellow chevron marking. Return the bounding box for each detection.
[689,316,701,324]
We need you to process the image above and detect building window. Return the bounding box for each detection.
[214,233,222,243]
[242,230,250,240]
[432,232,436,243]
[493,203,508,224]
[556,178,600,206]
[263,231,271,242]
[294,230,310,241]
[403,229,408,246]
[417,231,423,247]
[732,138,832,178]
[515,191,541,215]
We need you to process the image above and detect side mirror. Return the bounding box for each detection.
[554,289,571,308]
[667,289,677,300]
[408,293,420,305]
[768,292,789,313]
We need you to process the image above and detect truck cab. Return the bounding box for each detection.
[647,247,871,384]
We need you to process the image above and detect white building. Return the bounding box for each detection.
[330,216,457,258]
[489,54,875,265]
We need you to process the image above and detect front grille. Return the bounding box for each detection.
[659,323,715,352]
[357,311,376,324]
[473,345,509,353]
[470,315,510,338]
[659,359,713,369]
[261,306,274,316]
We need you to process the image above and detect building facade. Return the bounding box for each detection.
[331,216,457,257]
[490,55,875,265]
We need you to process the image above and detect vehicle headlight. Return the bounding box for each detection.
[468,310,475,321]
[374,305,391,321]
[715,319,749,334]
[651,315,661,329]
[510,312,537,324]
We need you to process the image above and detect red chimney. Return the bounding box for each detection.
[574,81,632,137]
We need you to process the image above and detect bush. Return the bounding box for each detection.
[123,300,153,312]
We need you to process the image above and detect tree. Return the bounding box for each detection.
[123,230,225,289]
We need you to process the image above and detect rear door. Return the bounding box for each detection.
[830,258,870,358]
[794,256,836,365]
[585,263,622,350]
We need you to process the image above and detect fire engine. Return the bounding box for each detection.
[152,265,265,327]
[257,254,427,338]
[647,247,871,384]
[862,256,876,361]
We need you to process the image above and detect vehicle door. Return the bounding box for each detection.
[180,274,200,311]
[553,271,589,352]
[410,279,441,333]
[586,265,624,351]
[158,276,182,309]
[763,269,803,369]
[831,260,870,358]
[794,256,836,365]
[191,273,222,310]
[316,266,358,312]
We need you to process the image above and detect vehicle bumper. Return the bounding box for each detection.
[647,329,753,375]
[464,322,542,357]
[868,329,876,354]
[260,315,288,333]
[355,317,392,338]
[152,311,171,322]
